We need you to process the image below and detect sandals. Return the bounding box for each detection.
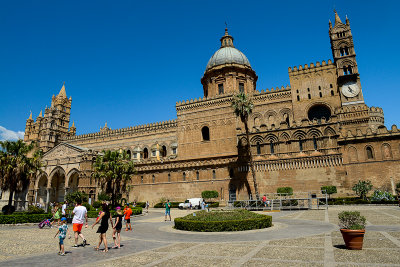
[94,247,99,251]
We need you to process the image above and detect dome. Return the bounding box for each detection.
[205,47,251,71]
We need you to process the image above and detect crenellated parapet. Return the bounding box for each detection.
[339,124,400,141]
[65,119,177,141]
[335,105,384,126]
[288,60,335,76]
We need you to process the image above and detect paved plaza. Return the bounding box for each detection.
[0,206,399,266]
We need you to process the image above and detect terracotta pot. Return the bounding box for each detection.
[340,229,365,250]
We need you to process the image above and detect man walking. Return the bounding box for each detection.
[164,200,171,221]
[124,204,133,231]
[61,201,68,216]
[72,200,88,247]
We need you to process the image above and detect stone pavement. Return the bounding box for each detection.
[0,206,399,266]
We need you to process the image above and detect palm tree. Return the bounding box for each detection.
[92,150,135,207]
[231,92,260,201]
[0,140,43,214]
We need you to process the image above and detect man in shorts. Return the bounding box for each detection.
[124,204,133,231]
[164,200,171,221]
[72,200,88,247]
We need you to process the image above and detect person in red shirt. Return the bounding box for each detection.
[262,195,267,207]
[123,204,133,231]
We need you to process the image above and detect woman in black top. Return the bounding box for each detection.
[92,203,113,252]
[112,207,124,248]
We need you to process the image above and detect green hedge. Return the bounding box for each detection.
[174,210,272,232]
[207,202,219,208]
[154,202,180,208]
[319,197,398,205]
[135,202,147,208]
[0,213,51,224]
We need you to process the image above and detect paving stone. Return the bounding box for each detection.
[243,260,324,267]
[254,246,324,261]
[268,236,325,247]
[334,247,400,264]
[186,243,257,257]
[158,256,236,267]
[388,231,400,239]
[90,252,165,267]
[153,243,198,253]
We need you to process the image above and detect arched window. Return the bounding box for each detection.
[366,146,374,159]
[202,126,210,141]
[270,141,274,154]
[218,84,224,94]
[229,168,234,178]
[299,138,303,152]
[141,176,143,184]
[143,148,148,159]
[152,175,155,183]
[161,146,167,157]
[168,173,171,182]
[239,83,244,93]
[313,137,318,150]
[196,171,199,180]
[256,142,261,155]
[183,172,186,181]
[212,170,216,179]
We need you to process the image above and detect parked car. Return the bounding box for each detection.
[178,198,203,209]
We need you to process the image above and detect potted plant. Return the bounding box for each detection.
[338,211,366,250]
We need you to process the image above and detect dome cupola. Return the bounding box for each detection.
[201,27,257,98]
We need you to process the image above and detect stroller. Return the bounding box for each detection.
[38,216,53,229]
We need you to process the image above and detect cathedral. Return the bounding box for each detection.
[22,11,400,206]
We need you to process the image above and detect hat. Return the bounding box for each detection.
[116,206,121,210]
[61,217,67,222]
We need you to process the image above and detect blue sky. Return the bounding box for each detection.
[0,0,399,140]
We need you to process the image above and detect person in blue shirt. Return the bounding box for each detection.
[54,217,71,256]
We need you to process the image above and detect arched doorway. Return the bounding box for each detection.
[229,184,237,203]
[49,168,66,203]
[37,175,48,205]
[67,171,79,195]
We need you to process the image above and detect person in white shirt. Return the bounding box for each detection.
[61,201,68,216]
[72,200,88,247]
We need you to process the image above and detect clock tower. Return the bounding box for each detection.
[329,11,364,106]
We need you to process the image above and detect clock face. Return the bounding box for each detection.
[341,81,360,98]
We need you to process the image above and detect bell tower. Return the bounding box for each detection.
[329,11,364,106]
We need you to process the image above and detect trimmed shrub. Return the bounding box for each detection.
[0,213,50,224]
[27,205,45,214]
[321,186,337,198]
[1,205,16,214]
[277,187,293,196]
[202,190,219,199]
[371,190,395,201]
[338,211,366,230]
[135,202,146,208]
[174,210,272,232]
[92,201,101,209]
[207,202,219,208]
[352,180,373,200]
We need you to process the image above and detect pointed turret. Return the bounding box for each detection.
[38,110,43,118]
[58,82,67,98]
[28,111,33,121]
[71,121,75,128]
[334,10,342,25]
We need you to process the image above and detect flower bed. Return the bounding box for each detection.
[174,209,272,232]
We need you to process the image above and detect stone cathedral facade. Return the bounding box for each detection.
[22,12,400,206]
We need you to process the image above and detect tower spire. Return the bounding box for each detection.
[28,111,32,120]
[334,10,342,25]
[58,81,67,98]
[220,24,234,48]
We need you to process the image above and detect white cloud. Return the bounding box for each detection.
[0,126,25,141]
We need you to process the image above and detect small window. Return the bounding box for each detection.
[299,138,303,152]
[202,126,210,141]
[172,147,177,154]
[161,145,167,157]
[218,84,224,94]
[297,95,300,101]
[196,171,199,180]
[141,176,143,184]
[239,83,244,93]
[331,90,334,96]
[296,90,299,93]
[330,84,333,88]
[143,148,148,159]
[319,92,322,98]
[307,88,310,92]
[168,173,171,182]
[229,168,234,178]
[313,137,318,150]
[183,172,186,181]
[151,150,156,157]
[270,141,274,154]
[256,142,261,155]
[152,175,155,183]
[366,147,374,159]
[212,170,216,179]
[308,94,311,99]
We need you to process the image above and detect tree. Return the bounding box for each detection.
[65,191,88,204]
[0,140,43,214]
[321,186,337,199]
[201,190,219,201]
[352,180,373,200]
[231,92,260,200]
[277,187,293,196]
[92,150,135,207]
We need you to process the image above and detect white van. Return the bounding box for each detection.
[178,198,203,209]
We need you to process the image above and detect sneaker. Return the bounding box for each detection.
[73,244,79,248]
[58,252,61,255]
[82,239,87,247]
[60,253,65,256]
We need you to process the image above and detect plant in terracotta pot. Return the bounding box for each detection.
[338,211,366,250]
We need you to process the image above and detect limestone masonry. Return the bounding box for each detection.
[22,11,400,206]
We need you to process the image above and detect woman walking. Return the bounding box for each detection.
[92,203,113,252]
[52,203,61,227]
[112,207,123,249]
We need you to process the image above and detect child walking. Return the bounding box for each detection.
[54,217,71,256]
[112,206,123,248]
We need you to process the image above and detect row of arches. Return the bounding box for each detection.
[348,143,394,162]
[251,109,293,129]
[124,143,178,160]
